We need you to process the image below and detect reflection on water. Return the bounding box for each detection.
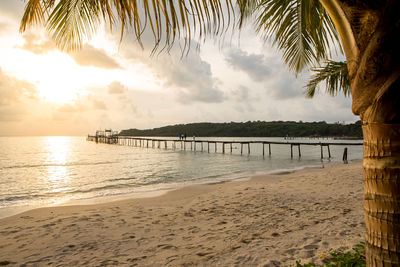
[45,136,70,165]
[44,137,71,192]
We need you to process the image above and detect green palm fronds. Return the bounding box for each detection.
[20,1,341,73]
[305,60,350,98]
[249,0,341,73]
[20,0,236,52]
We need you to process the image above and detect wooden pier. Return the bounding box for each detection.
[87,134,363,159]
[89,129,119,144]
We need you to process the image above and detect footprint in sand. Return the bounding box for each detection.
[303,244,319,250]
[122,233,136,239]
[263,260,281,266]
[339,229,351,236]
[157,244,177,250]
[127,255,147,263]
[284,248,297,255]
[0,260,15,265]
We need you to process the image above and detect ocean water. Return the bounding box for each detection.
[0,136,363,218]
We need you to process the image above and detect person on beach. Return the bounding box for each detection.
[193,134,196,141]
[343,147,348,164]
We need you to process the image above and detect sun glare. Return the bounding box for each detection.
[5,34,161,106]
[37,74,80,104]
[34,52,83,103]
[8,50,86,104]
[43,136,71,189]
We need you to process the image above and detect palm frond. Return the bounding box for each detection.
[47,0,101,51]
[20,0,55,32]
[305,60,350,98]
[251,0,341,74]
[237,0,258,27]
[20,0,237,52]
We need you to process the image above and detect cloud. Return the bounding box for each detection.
[18,32,57,54]
[232,85,250,101]
[0,1,25,18]
[0,106,26,122]
[230,85,259,113]
[224,47,305,100]
[116,29,224,104]
[154,53,225,103]
[70,44,121,69]
[18,33,121,70]
[57,104,78,113]
[0,68,37,106]
[223,47,306,100]
[0,68,38,122]
[88,96,107,110]
[224,48,271,82]
[51,94,108,123]
[266,74,305,100]
[0,22,10,34]
[300,94,356,123]
[55,94,107,114]
[108,81,127,94]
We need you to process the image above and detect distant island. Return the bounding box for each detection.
[119,120,362,138]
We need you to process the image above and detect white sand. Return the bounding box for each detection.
[0,162,364,266]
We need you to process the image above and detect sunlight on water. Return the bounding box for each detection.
[42,137,71,194]
[44,136,70,165]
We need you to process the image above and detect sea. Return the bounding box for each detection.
[0,136,363,218]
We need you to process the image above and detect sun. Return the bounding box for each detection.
[6,35,160,105]
[8,50,85,104]
[33,52,83,104]
[36,72,81,104]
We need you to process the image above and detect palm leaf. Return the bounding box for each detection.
[20,0,237,52]
[20,0,342,73]
[305,60,350,98]
[244,0,341,74]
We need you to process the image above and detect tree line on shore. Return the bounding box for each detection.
[119,120,362,138]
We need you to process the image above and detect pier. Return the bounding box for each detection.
[87,134,363,159]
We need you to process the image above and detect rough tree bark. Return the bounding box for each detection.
[320,0,400,265]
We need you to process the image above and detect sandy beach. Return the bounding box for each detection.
[0,162,364,266]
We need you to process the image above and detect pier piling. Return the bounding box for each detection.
[87,135,362,160]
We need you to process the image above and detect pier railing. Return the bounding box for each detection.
[87,135,363,159]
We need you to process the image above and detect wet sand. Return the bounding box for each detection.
[0,162,364,266]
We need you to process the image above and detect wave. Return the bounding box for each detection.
[68,183,136,195]
[253,164,323,176]
[1,161,118,170]
[0,194,45,203]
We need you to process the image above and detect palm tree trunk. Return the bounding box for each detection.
[319,1,400,265]
[363,122,400,265]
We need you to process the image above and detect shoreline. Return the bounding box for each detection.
[0,160,356,220]
[60,162,329,206]
[0,161,364,266]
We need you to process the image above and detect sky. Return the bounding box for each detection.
[0,1,358,136]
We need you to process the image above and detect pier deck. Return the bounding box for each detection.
[87,135,363,159]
